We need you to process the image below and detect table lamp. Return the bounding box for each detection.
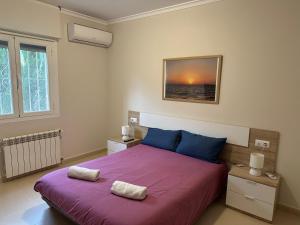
[121,125,133,142]
[249,153,264,176]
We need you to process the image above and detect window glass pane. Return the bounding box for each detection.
[20,44,50,113]
[0,40,14,116]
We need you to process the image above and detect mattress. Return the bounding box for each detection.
[34,144,228,225]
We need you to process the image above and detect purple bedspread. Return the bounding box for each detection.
[34,144,227,225]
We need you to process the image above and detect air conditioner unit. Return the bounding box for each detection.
[68,23,112,48]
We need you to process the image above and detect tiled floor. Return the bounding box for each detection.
[0,152,299,225]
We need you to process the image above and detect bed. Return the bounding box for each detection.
[34,144,228,225]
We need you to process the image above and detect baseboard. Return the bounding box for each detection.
[0,147,107,183]
[62,147,107,164]
[1,164,59,183]
[278,203,300,216]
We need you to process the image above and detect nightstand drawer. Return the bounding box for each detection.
[107,140,127,154]
[228,175,276,204]
[226,190,274,221]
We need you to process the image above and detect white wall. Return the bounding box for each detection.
[107,0,300,209]
[0,2,108,160]
[0,0,61,38]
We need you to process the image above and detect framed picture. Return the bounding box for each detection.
[163,55,223,104]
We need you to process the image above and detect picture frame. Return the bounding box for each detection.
[162,55,223,104]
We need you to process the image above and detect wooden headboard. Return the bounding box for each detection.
[128,111,279,172]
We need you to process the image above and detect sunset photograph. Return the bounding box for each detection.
[163,56,222,103]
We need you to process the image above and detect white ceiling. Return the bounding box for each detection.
[37,0,195,20]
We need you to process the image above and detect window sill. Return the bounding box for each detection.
[0,113,60,125]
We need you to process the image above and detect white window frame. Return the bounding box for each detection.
[0,33,19,120]
[0,33,59,123]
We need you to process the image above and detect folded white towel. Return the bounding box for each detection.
[68,166,100,181]
[111,180,147,200]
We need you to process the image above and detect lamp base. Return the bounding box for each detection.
[249,168,262,176]
[122,135,134,142]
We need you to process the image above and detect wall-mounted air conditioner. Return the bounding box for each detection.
[67,23,113,48]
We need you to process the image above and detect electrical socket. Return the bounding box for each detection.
[130,117,138,124]
[255,139,270,149]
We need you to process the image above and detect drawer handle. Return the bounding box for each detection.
[244,195,255,200]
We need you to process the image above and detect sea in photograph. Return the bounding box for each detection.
[165,84,216,101]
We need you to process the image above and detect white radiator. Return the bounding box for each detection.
[0,129,62,179]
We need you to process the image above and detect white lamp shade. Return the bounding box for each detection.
[250,153,264,169]
[121,125,130,136]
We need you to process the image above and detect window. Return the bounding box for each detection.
[0,40,14,116]
[0,33,59,121]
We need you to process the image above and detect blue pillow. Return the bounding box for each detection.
[142,128,181,151]
[176,130,227,163]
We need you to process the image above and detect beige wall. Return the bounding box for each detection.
[107,0,300,209]
[0,0,61,38]
[0,8,108,160]
[0,0,299,212]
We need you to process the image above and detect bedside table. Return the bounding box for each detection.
[107,137,141,155]
[226,166,280,222]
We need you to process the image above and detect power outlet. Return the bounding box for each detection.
[255,139,270,149]
[130,117,138,124]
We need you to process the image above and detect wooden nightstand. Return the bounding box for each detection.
[107,137,141,155]
[226,166,281,222]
